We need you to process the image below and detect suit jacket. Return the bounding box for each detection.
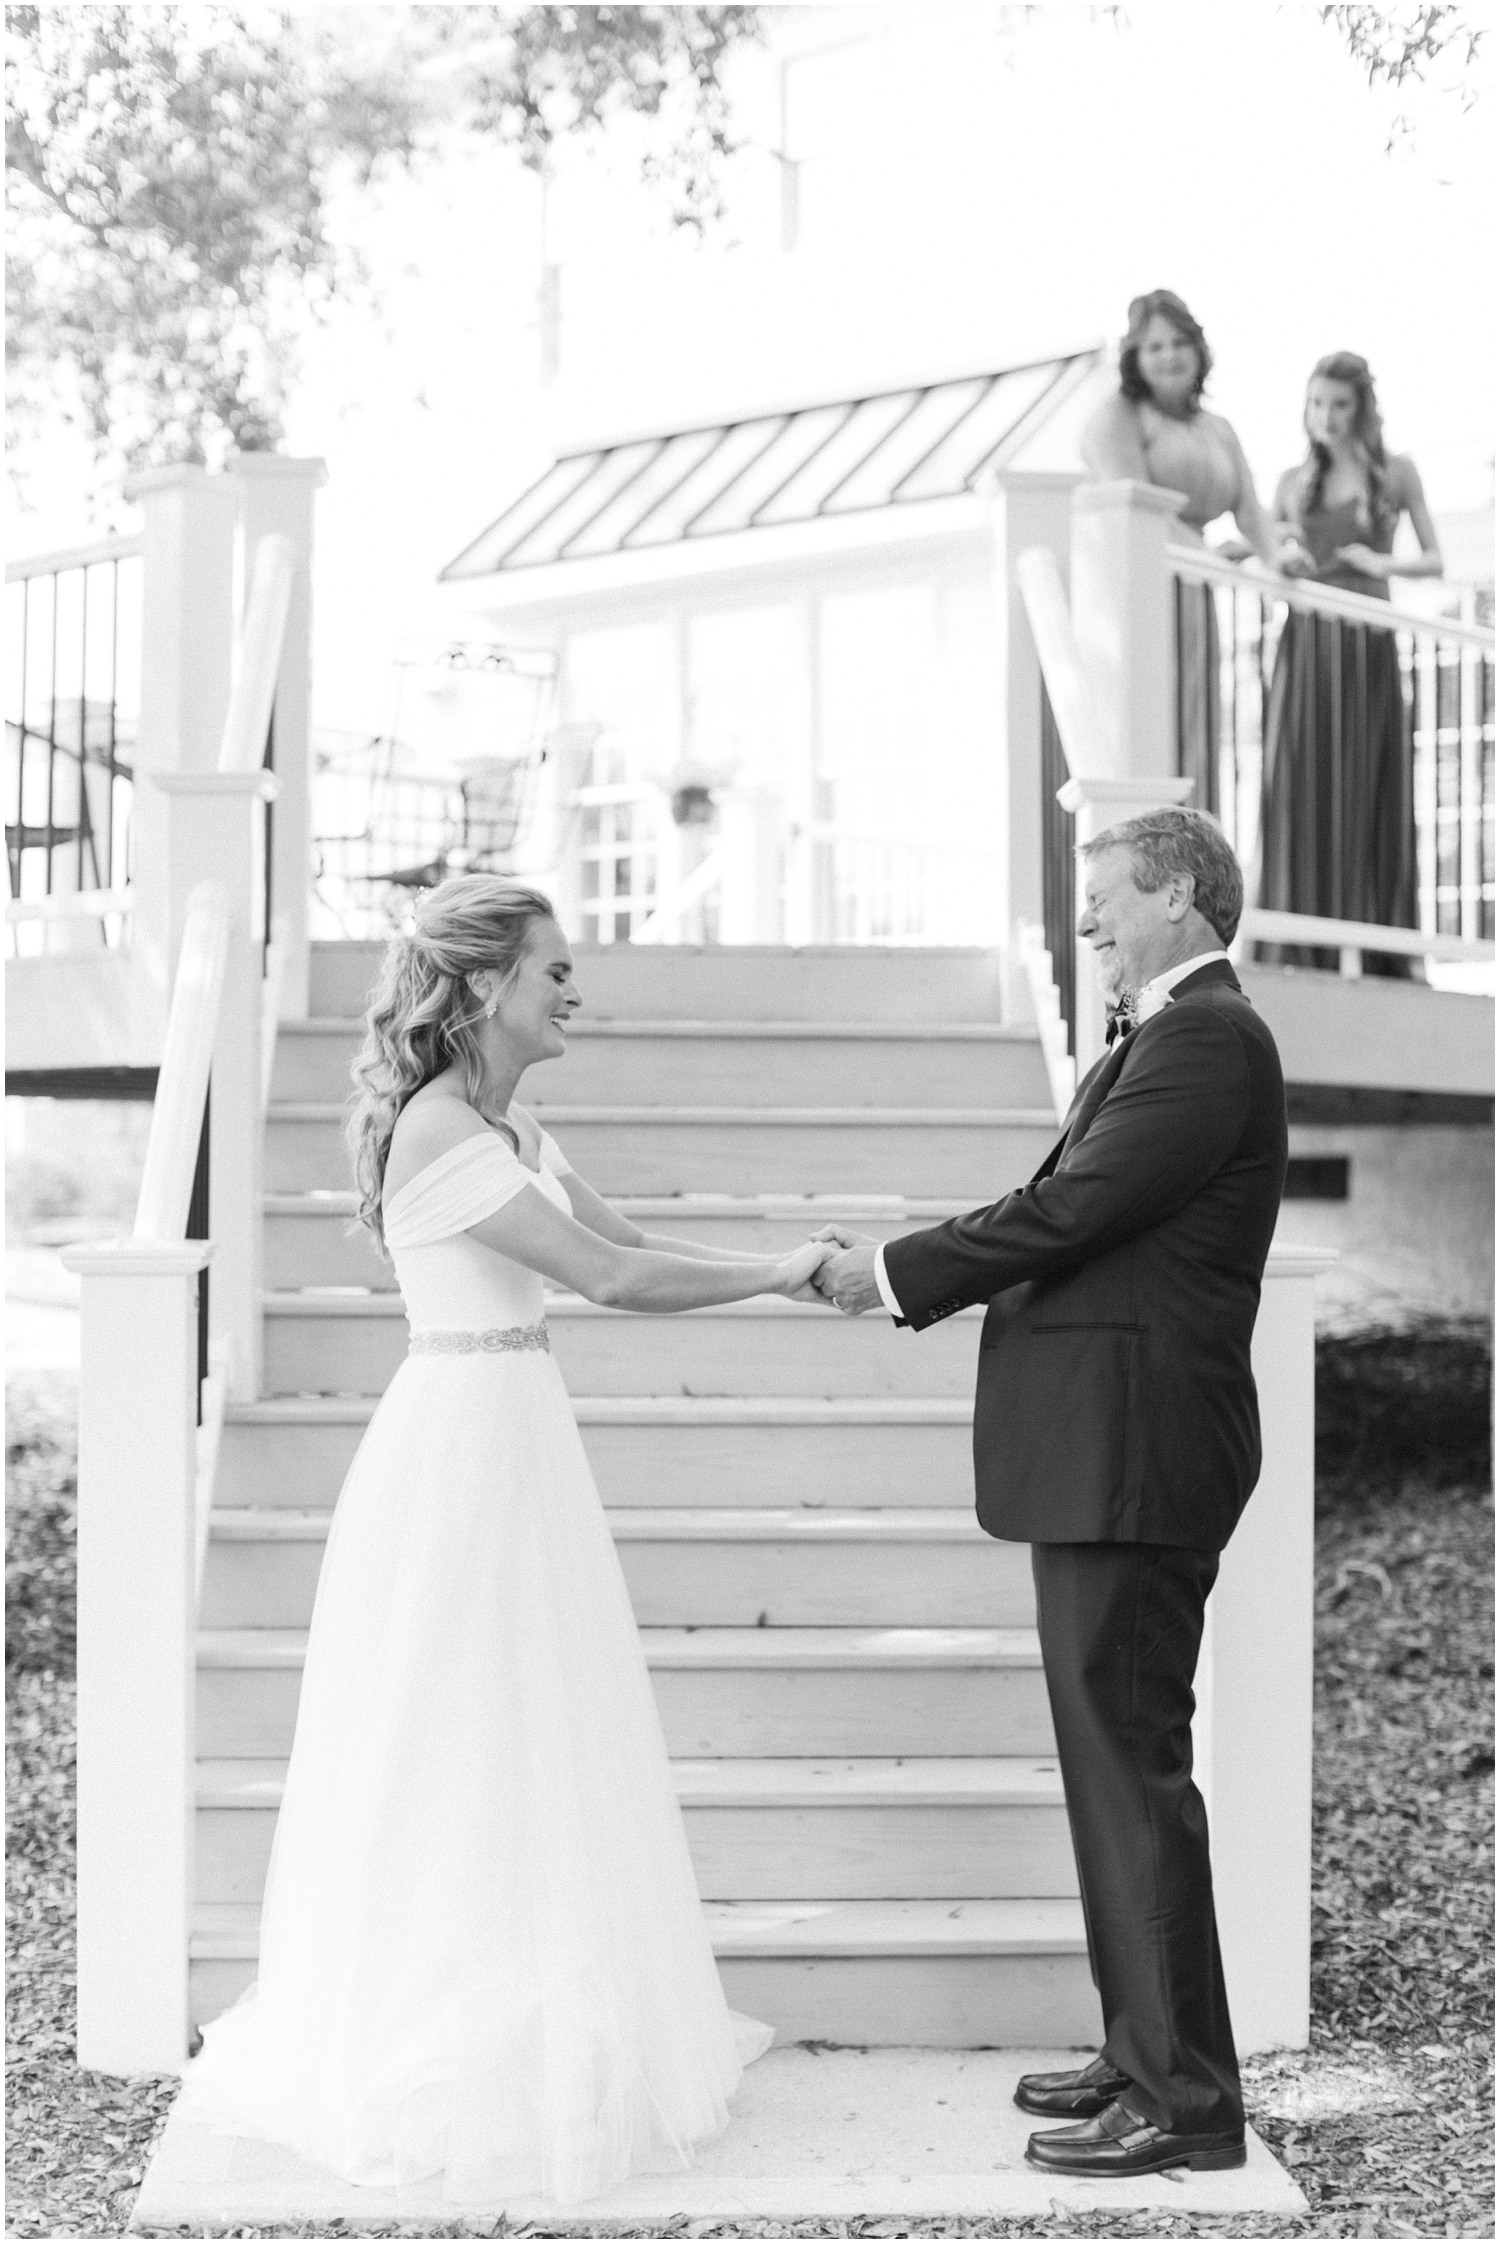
[882,959,1288,1551]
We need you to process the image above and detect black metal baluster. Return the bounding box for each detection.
[107,559,120,894]
[44,572,59,892]
[12,576,30,898]
[1173,578,1185,780]
[77,567,88,898]
[1040,681,1076,1058]
[1229,585,1240,850]
[187,1087,211,1427]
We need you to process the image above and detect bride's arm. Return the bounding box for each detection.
[467,1188,830,1310]
[557,1169,779,1263]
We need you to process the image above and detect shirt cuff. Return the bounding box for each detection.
[873,1243,905,1322]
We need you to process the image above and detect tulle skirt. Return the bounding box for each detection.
[181,1349,771,2205]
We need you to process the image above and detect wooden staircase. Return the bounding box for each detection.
[192,941,1097,2046]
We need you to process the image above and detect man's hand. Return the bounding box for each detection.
[805,1228,885,1316]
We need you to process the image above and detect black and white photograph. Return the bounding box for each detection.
[4,3,1494,2237]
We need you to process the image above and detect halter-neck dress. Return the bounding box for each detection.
[1256,494,1417,974]
[179,1119,772,2205]
[1133,401,1245,819]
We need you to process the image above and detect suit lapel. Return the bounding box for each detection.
[1041,959,1241,1172]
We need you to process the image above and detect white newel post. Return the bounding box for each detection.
[229,455,326,1021]
[1069,480,1184,779]
[124,467,238,1046]
[63,1238,210,2074]
[1195,1246,1333,2051]
[156,772,274,1399]
[718,783,784,943]
[988,471,1081,1021]
[1058,774,1196,1072]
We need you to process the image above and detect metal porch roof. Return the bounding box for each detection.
[440,351,1094,582]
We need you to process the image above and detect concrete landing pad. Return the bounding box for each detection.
[131,2045,1306,2230]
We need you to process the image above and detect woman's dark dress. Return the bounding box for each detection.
[1257,497,1417,973]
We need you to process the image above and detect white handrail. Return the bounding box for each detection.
[5,888,134,924]
[631,848,725,944]
[5,532,144,584]
[133,881,231,1242]
[1016,546,1109,780]
[1168,543,1497,651]
[1239,906,1493,966]
[218,533,296,774]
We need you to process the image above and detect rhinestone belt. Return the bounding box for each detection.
[409,1321,550,1357]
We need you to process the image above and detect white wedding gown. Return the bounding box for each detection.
[182,1123,773,2205]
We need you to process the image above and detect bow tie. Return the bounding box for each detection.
[1105,997,1137,1047]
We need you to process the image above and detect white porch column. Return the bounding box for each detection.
[123,467,238,1047]
[156,771,275,1400]
[1069,479,1185,780]
[228,456,327,1022]
[988,471,1081,1021]
[1195,1245,1334,2052]
[62,1237,209,2073]
[1058,772,1197,1072]
[718,783,784,943]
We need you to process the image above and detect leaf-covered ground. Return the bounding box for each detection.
[6,1340,1494,2239]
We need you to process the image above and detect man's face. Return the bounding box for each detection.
[1077,845,1179,999]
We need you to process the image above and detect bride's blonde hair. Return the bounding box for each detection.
[348,875,558,1247]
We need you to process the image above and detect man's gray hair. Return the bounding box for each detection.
[1080,806,1243,946]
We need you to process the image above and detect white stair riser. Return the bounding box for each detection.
[265,1215,395,1291]
[196,1799,1078,1906]
[717,1953,1099,2049]
[190,1947,1096,2043]
[200,1532,1035,1632]
[198,1661,1055,1760]
[261,1306,981,1399]
[274,1030,1051,1111]
[265,1114,1055,1197]
[310,943,1006,1024]
[262,1205,968,1295]
[218,1416,977,1510]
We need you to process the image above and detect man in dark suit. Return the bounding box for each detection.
[813,806,1288,2178]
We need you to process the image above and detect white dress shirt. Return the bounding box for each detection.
[871,949,1231,1322]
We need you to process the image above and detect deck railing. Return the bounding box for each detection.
[1169,547,1496,946]
[5,534,142,944]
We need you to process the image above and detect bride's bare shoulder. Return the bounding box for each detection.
[385,1086,493,1200]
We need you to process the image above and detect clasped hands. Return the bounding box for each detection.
[789,1226,885,1316]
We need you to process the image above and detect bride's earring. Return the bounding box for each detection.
[483,999,497,1018]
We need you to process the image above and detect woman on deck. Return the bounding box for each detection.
[1082,289,1283,818]
[1258,351,1443,973]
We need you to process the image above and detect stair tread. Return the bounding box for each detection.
[268,1102,1057,1127]
[199,1625,1042,1670]
[260,1290,984,1321]
[191,1894,1087,1960]
[225,1395,976,1426]
[282,1018,1037,1044]
[209,1506,991,1543]
[197,1754,1064,1809]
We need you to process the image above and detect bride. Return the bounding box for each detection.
[181,876,834,2205]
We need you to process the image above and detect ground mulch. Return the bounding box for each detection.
[6,1334,1494,2239]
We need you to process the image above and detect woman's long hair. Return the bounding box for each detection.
[347,876,558,1248]
[1118,289,1212,412]
[1294,350,1396,535]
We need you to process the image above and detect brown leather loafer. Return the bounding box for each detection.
[1025,2099,1247,2177]
[1013,2053,1134,2118]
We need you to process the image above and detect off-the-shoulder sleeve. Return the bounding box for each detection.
[384,1135,533,1250]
